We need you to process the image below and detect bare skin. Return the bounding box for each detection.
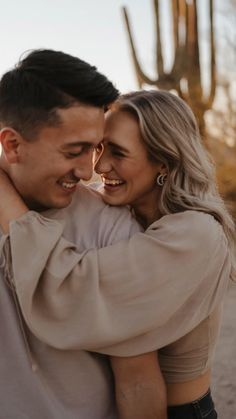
[111,352,167,419]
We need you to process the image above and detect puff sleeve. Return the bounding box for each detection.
[5,210,231,355]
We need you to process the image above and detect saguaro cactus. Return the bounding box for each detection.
[123,0,216,137]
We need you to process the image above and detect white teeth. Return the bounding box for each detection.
[103,178,123,186]
[61,182,77,190]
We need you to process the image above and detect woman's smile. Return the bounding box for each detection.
[101,176,125,188]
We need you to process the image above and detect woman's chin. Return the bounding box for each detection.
[100,189,127,207]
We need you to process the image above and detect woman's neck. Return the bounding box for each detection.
[133,207,161,229]
[131,189,162,229]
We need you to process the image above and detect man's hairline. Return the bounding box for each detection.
[0,100,112,142]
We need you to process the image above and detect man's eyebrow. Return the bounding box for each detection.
[61,141,93,149]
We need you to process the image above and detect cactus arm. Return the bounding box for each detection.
[153,0,164,76]
[122,7,157,87]
[186,0,203,103]
[207,0,216,109]
[170,0,187,88]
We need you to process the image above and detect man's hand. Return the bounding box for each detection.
[111,351,167,419]
[0,169,28,233]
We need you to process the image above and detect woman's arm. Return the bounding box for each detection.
[111,352,167,419]
[0,172,229,354]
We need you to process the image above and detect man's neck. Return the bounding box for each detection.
[24,198,49,213]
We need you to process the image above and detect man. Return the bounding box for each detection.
[0,50,166,418]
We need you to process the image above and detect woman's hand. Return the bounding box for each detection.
[0,169,28,233]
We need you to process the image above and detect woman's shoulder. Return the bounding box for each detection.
[147,210,226,251]
[149,210,222,231]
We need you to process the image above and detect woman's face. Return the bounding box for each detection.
[94,110,163,209]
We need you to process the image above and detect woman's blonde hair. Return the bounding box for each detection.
[114,90,236,281]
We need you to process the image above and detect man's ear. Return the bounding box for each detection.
[0,128,22,164]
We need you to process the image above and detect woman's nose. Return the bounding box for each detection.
[94,150,112,174]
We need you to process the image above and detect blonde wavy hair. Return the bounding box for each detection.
[114,90,236,281]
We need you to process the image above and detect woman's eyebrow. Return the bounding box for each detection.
[105,140,129,153]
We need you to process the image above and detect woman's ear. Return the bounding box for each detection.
[156,162,167,176]
[0,128,22,164]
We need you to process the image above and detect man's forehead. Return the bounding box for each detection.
[56,103,105,121]
[60,140,101,149]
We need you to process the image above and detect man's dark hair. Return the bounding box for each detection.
[0,49,119,138]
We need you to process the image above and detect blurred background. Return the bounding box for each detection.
[0,0,235,417]
[0,0,235,219]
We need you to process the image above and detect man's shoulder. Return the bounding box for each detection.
[74,183,108,208]
[49,183,142,249]
[45,183,110,218]
[70,183,123,217]
[73,184,142,245]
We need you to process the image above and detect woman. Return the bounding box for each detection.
[92,90,236,417]
[0,91,235,418]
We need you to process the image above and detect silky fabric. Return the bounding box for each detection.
[2,208,231,383]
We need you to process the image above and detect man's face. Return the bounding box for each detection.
[10,104,104,210]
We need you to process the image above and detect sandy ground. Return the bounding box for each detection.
[212,282,236,418]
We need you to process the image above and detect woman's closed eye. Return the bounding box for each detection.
[66,151,83,158]
[111,149,125,158]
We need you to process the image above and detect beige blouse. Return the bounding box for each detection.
[2,209,231,382]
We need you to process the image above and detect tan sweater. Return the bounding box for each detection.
[2,206,231,387]
[0,184,141,419]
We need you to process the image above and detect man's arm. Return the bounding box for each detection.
[111,352,167,419]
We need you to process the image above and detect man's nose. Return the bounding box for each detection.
[94,150,112,174]
[73,152,94,181]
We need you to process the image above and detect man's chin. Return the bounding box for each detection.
[45,199,73,211]
[26,196,74,212]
